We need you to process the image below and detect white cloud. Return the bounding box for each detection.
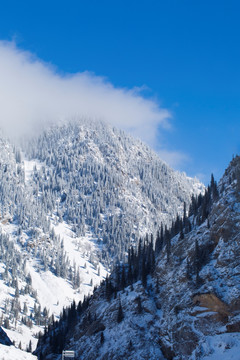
[0,40,170,144]
[157,149,190,169]
[194,172,208,184]
[0,40,193,171]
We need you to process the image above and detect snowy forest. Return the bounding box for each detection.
[0,120,203,356]
[34,166,227,359]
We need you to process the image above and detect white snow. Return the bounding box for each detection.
[23,157,42,183]
[0,122,205,359]
[191,333,240,360]
[0,156,108,355]
[0,344,37,360]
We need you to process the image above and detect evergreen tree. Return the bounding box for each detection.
[194,240,200,285]
[156,278,160,293]
[179,229,184,240]
[136,296,142,314]
[27,340,32,353]
[100,331,105,345]
[120,265,126,290]
[141,260,147,288]
[165,229,171,263]
[117,300,124,323]
[210,173,219,200]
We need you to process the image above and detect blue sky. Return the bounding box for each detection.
[0,0,240,183]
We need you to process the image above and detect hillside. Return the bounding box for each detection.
[22,119,203,265]
[0,119,203,355]
[35,155,240,359]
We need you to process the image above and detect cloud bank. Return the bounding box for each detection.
[157,149,190,170]
[0,41,192,170]
[0,40,171,147]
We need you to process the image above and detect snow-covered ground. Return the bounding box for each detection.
[25,220,108,317]
[0,344,37,360]
[0,122,205,359]
[0,217,108,352]
[191,333,240,360]
[23,157,108,314]
[23,158,42,183]
[0,157,108,355]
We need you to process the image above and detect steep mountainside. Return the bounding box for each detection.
[0,120,202,355]
[22,119,203,265]
[35,156,240,360]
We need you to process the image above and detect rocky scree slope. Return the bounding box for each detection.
[35,155,240,359]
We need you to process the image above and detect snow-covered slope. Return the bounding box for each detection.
[22,119,203,264]
[0,145,107,354]
[35,155,240,359]
[0,344,37,360]
[0,119,203,357]
[0,131,108,355]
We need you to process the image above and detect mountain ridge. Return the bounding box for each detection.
[21,119,203,264]
[0,119,203,357]
[34,154,240,359]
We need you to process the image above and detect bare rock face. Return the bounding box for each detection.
[172,324,199,357]
[227,321,240,333]
[193,293,231,318]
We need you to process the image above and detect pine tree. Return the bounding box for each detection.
[136,296,142,314]
[100,331,105,345]
[210,173,219,200]
[120,266,126,290]
[15,279,19,298]
[3,317,10,329]
[141,256,147,288]
[165,229,171,262]
[194,240,200,285]
[179,229,184,240]
[127,264,133,285]
[128,340,133,350]
[27,340,32,353]
[23,302,28,314]
[117,300,124,323]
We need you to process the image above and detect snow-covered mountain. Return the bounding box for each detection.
[0,133,108,354]
[0,119,203,356]
[22,119,203,264]
[35,155,240,359]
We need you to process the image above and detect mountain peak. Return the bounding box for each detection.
[0,119,204,356]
